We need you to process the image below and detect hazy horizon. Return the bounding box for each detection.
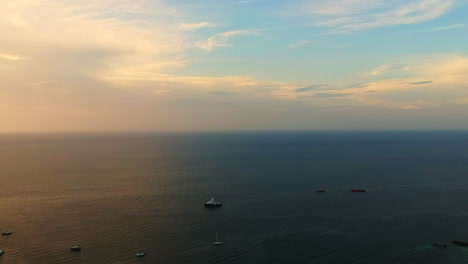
[1,0,467,132]
[2,129,468,135]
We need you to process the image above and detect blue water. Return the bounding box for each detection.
[1,131,468,263]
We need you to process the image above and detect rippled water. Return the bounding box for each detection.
[1,131,468,264]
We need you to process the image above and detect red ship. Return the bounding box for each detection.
[351,189,367,192]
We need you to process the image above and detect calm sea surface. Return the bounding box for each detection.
[1,131,468,264]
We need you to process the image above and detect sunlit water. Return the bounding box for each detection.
[1,131,468,264]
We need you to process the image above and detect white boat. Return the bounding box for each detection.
[70,245,81,251]
[136,251,146,257]
[213,231,224,245]
[205,198,222,208]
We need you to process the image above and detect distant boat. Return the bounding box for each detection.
[0,250,4,256]
[351,189,367,192]
[2,223,12,236]
[136,251,146,257]
[205,198,222,208]
[70,245,81,251]
[452,240,468,246]
[213,231,224,245]
[432,243,447,248]
[316,189,325,193]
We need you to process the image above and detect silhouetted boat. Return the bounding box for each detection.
[205,198,222,207]
[70,245,81,251]
[0,250,4,256]
[351,189,367,192]
[136,251,146,257]
[213,231,224,245]
[316,189,325,193]
[1,231,12,236]
[452,240,468,246]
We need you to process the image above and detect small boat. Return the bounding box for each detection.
[70,245,81,251]
[433,243,447,248]
[205,198,222,208]
[452,240,468,246]
[316,189,325,193]
[136,251,146,257]
[351,189,367,192]
[0,250,4,256]
[1,231,12,236]
[213,231,224,245]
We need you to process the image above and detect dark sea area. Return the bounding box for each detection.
[1,131,468,264]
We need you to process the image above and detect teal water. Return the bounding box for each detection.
[1,131,468,263]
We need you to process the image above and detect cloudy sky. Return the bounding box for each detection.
[1,0,467,132]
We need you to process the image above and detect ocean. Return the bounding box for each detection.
[1,131,468,264]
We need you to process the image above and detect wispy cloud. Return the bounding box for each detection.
[421,23,464,32]
[304,0,385,15]
[28,80,58,87]
[365,64,409,76]
[295,84,327,92]
[0,53,29,61]
[209,90,236,96]
[345,56,468,108]
[227,0,266,5]
[0,0,191,84]
[411,81,433,85]
[196,30,257,51]
[178,22,215,31]
[267,55,468,111]
[288,40,315,49]
[303,0,455,33]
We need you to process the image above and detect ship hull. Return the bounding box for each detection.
[453,241,468,246]
[204,204,222,208]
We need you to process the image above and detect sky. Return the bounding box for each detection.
[1,0,467,132]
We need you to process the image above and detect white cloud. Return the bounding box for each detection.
[305,0,385,15]
[364,64,409,76]
[178,22,215,31]
[288,40,315,49]
[304,0,455,32]
[369,65,391,76]
[196,30,257,51]
[422,23,464,32]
